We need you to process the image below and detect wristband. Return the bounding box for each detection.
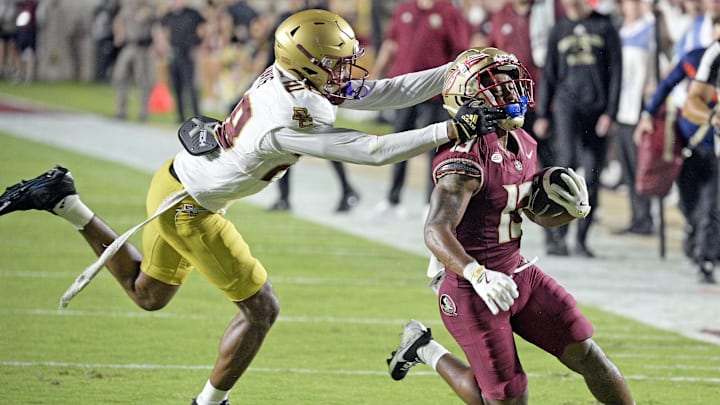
[462,261,485,281]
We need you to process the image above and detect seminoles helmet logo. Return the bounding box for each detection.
[440,294,458,317]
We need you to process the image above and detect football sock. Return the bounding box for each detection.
[195,380,229,405]
[52,195,94,230]
[418,340,450,371]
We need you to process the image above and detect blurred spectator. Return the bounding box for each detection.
[674,0,720,60]
[533,0,623,257]
[609,0,656,236]
[459,0,490,47]
[197,0,233,112]
[224,0,257,44]
[657,0,697,49]
[35,1,95,82]
[637,53,719,282]
[91,0,120,82]
[654,17,720,283]
[370,0,402,53]
[112,0,156,121]
[155,0,206,123]
[0,0,17,79]
[665,0,719,114]
[371,0,470,218]
[14,0,37,83]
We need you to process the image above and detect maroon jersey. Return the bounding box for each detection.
[385,0,470,77]
[432,129,538,274]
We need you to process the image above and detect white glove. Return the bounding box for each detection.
[547,168,591,219]
[463,263,518,315]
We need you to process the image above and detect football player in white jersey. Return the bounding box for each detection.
[0,9,505,405]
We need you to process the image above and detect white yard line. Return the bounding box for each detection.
[2,360,718,382]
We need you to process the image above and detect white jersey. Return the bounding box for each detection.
[173,62,452,213]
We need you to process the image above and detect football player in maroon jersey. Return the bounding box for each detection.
[388,48,634,405]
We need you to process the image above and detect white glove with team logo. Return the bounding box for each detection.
[547,168,591,219]
[463,263,518,315]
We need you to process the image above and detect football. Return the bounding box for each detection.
[527,167,571,217]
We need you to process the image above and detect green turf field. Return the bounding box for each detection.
[1,83,719,403]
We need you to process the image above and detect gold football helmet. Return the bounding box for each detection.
[443,47,534,130]
[274,9,368,103]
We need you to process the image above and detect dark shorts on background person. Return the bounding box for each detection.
[15,29,35,51]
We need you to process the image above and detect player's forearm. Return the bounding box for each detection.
[275,123,452,165]
[343,63,452,111]
[424,224,476,278]
[358,123,451,165]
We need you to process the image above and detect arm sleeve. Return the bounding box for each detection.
[535,27,559,118]
[272,123,450,166]
[694,40,720,84]
[604,22,623,120]
[644,58,689,116]
[341,63,452,111]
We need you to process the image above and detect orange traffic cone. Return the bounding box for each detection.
[149,82,174,113]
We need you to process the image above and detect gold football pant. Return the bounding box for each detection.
[140,160,267,301]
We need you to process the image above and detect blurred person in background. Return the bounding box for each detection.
[673,0,720,60]
[197,0,233,112]
[0,0,18,79]
[533,0,622,258]
[672,16,720,283]
[608,0,656,236]
[155,0,207,123]
[224,0,257,45]
[91,0,120,83]
[13,0,37,83]
[112,0,156,122]
[371,0,470,218]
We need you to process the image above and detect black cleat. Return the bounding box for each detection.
[336,190,360,212]
[699,261,717,284]
[546,239,569,257]
[191,400,230,405]
[0,166,76,216]
[573,242,595,258]
[268,199,290,211]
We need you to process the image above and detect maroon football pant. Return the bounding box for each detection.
[438,263,593,400]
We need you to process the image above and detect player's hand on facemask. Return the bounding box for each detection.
[547,168,591,219]
[463,263,518,315]
[450,99,506,143]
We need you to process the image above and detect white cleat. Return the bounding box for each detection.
[387,319,432,381]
